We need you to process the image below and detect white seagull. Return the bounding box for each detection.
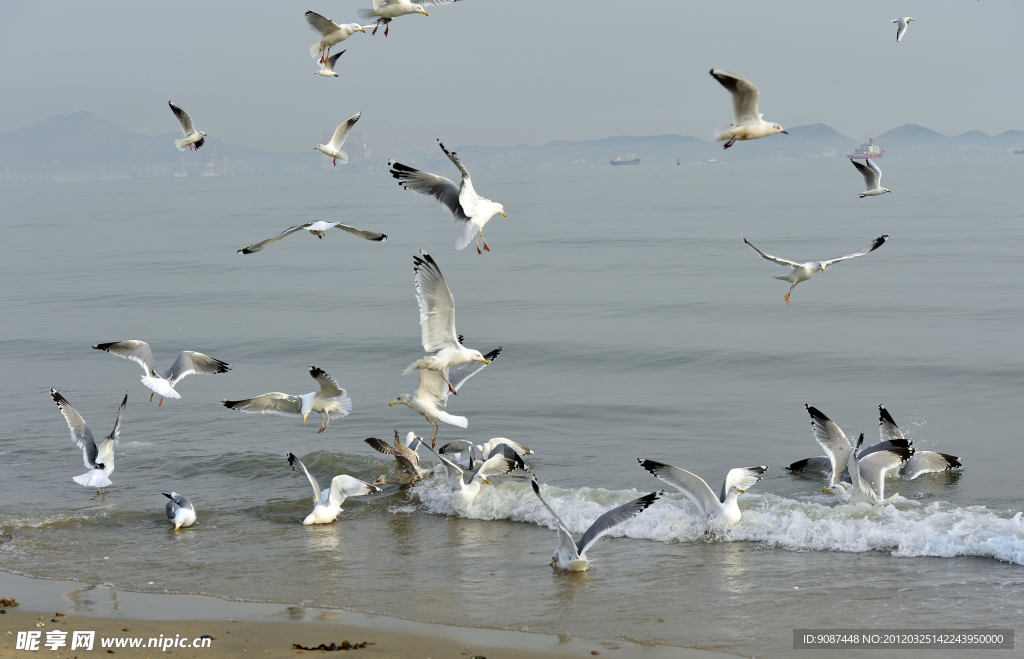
[305,11,366,64]
[389,139,506,253]
[709,69,787,149]
[850,159,891,197]
[365,430,424,485]
[421,441,517,505]
[637,459,766,526]
[287,453,379,525]
[530,475,659,572]
[806,405,914,504]
[93,341,229,405]
[743,234,888,305]
[163,492,197,530]
[405,252,491,393]
[223,367,352,434]
[391,346,501,446]
[439,437,534,471]
[315,113,361,166]
[879,404,962,480]
[51,388,126,492]
[168,101,206,151]
[315,50,346,77]
[359,0,456,37]
[787,431,911,480]
[237,221,387,254]
[893,17,914,42]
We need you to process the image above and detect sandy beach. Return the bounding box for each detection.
[0,572,734,659]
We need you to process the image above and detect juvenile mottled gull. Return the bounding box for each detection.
[709,69,787,149]
[92,341,229,405]
[743,234,888,305]
[51,388,126,492]
[163,492,196,530]
[168,101,206,151]
[637,459,766,525]
[365,430,424,485]
[223,367,352,434]
[530,475,659,572]
[237,221,386,254]
[287,453,379,525]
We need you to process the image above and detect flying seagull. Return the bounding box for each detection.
[359,0,458,37]
[287,452,379,525]
[315,50,346,77]
[743,234,888,305]
[92,341,229,405]
[389,139,506,253]
[168,101,206,151]
[879,404,962,480]
[530,475,659,572]
[850,159,891,197]
[365,430,424,485]
[237,221,386,254]
[305,11,366,64]
[405,251,491,394]
[709,69,787,149]
[223,366,352,434]
[51,388,126,492]
[315,113,361,166]
[893,17,914,42]
[637,459,766,525]
[391,346,501,446]
[421,441,517,505]
[163,492,196,530]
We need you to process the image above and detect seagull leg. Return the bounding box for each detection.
[479,230,491,252]
[149,392,154,403]
[333,157,337,166]
[431,424,438,448]
[443,372,458,396]
[474,236,483,254]
[322,45,330,65]
[317,412,326,434]
[785,284,796,306]
[384,20,390,37]
[323,413,330,433]
[372,19,380,35]
[723,138,736,150]
[159,397,164,406]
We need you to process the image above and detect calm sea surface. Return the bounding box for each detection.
[2,157,1023,657]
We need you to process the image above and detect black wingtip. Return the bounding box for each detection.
[637,458,668,477]
[482,346,502,362]
[162,492,174,501]
[286,452,299,470]
[939,453,963,469]
[786,458,812,472]
[805,404,828,422]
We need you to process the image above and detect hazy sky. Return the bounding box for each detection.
[2,1,1022,153]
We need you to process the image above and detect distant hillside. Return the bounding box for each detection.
[2,112,1021,181]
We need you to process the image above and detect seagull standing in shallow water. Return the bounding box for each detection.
[163,492,196,530]
[850,159,891,197]
[742,234,889,305]
[709,69,787,149]
[315,113,361,166]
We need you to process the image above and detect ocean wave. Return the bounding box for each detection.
[407,469,1024,565]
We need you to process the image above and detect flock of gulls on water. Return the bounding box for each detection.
[51,6,962,570]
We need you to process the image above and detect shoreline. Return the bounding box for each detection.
[0,571,736,658]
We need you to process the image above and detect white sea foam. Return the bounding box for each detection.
[408,469,1024,565]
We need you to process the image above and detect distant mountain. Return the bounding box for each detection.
[874,123,1024,156]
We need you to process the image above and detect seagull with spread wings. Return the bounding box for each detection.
[743,234,888,305]
[365,431,424,485]
[389,139,506,253]
[879,404,962,480]
[223,366,352,434]
[51,388,126,492]
[304,11,367,64]
[286,453,379,525]
[421,441,516,505]
[893,17,914,42]
[637,459,766,525]
[315,50,347,77]
[92,341,229,405]
[530,475,660,572]
[390,346,501,446]
[850,159,891,197]
[709,69,787,149]
[315,113,361,166]
[359,0,458,37]
[237,221,386,254]
[168,101,206,151]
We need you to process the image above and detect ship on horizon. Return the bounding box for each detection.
[847,136,884,159]
[610,157,640,166]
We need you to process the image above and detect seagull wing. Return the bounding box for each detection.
[309,366,344,398]
[389,161,467,220]
[720,466,767,502]
[637,459,717,515]
[331,223,387,242]
[287,453,322,507]
[743,237,802,268]
[413,369,450,410]
[167,351,230,384]
[51,389,99,469]
[878,404,905,442]
[438,440,473,455]
[448,346,501,392]
[857,447,914,499]
[576,491,659,555]
[168,102,196,137]
[805,405,853,484]
[223,393,303,417]
[304,11,340,36]
[422,442,466,490]
[900,452,962,480]
[866,159,883,186]
[485,437,534,456]
[412,251,459,352]
[850,159,879,190]
[709,69,761,125]
[330,475,378,499]
[436,137,480,213]
[530,476,580,560]
[237,224,313,254]
[365,437,400,456]
[93,340,157,376]
[486,443,525,471]
[786,456,831,473]
[163,491,195,512]
[392,433,421,471]
[107,392,127,443]
[469,454,517,486]
[328,113,361,150]
[821,234,888,269]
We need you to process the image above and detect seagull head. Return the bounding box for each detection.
[389,395,411,408]
[470,350,490,365]
[774,124,788,135]
[822,483,849,497]
[496,203,507,218]
[414,5,429,15]
[818,262,827,274]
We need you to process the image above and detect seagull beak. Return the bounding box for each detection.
[175,523,181,530]
[423,10,430,16]
[388,400,398,407]
[481,358,490,364]
[738,489,746,494]
[781,130,789,135]
[502,212,507,217]
[483,478,490,485]
[302,413,308,424]
[820,266,826,274]
[359,28,366,32]
[821,488,830,493]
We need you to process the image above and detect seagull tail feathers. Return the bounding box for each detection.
[141,376,181,399]
[454,221,479,252]
[74,470,112,488]
[175,138,189,151]
[309,42,323,60]
[403,357,434,375]
[436,411,468,429]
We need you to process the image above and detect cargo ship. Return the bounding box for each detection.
[609,157,640,166]
[847,137,884,159]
